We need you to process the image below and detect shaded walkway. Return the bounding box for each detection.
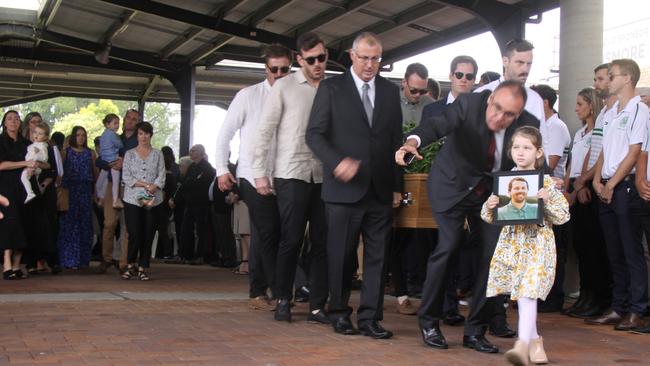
[1,263,648,365]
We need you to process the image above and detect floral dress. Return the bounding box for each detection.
[57,147,94,268]
[481,175,570,300]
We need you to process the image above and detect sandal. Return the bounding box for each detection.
[137,271,150,281]
[121,265,134,280]
[3,270,16,280]
[232,260,249,275]
[13,269,28,279]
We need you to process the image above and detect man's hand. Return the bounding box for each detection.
[485,194,500,209]
[218,173,236,192]
[577,187,592,204]
[333,158,361,182]
[255,177,273,195]
[110,157,124,171]
[395,141,422,166]
[0,194,8,220]
[637,180,650,201]
[392,192,402,208]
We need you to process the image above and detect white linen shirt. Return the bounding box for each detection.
[569,125,592,178]
[474,76,546,124]
[251,70,323,183]
[540,113,571,179]
[214,79,276,185]
[601,96,649,179]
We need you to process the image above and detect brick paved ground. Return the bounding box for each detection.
[1,262,649,365]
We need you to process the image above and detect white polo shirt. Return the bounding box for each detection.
[601,96,649,179]
[587,106,607,170]
[569,125,592,178]
[540,113,571,179]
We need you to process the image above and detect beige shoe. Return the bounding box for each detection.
[505,340,529,366]
[529,337,548,364]
[249,296,275,311]
[397,298,417,315]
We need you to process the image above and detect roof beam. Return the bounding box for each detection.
[188,0,296,64]
[381,19,486,65]
[141,75,161,101]
[328,1,447,50]
[95,0,297,48]
[0,92,60,108]
[101,10,138,45]
[284,0,372,37]
[0,75,142,92]
[160,0,244,59]
[37,0,63,29]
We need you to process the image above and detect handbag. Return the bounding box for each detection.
[56,186,69,211]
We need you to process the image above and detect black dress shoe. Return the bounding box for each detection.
[274,299,292,322]
[569,304,606,318]
[358,320,393,339]
[489,321,516,338]
[294,286,310,303]
[462,335,499,353]
[307,309,330,324]
[442,312,466,326]
[332,317,358,335]
[538,299,564,313]
[420,326,448,349]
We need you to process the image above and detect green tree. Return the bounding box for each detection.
[144,102,180,151]
[52,99,120,149]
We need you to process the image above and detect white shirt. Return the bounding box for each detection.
[251,70,323,183]
[601,96,649,179]
[569,125,592,178]
[587,106,607,170]
[474,76,546,124]
[214,79,276,185]
[540,113,571,179]
[350,67,375,107]
[446,92,456,105]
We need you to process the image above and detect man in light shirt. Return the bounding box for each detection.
[251,32,329,324]
[400,63,433,126]
[589,58,648,331]
[214,44,293,311]
[474,39,545,124]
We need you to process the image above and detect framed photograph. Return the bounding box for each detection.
[492,170,544,225]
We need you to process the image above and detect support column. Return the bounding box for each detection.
[171,66,196,156]
[137,98,146,119]
[559,0,604,135]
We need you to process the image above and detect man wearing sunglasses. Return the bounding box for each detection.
[215,43,293,312]
[401,63,433,126]
[251,32,329,325]
[307,32,403,340]
[475,39,545,125]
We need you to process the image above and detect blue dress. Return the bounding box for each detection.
[57,147,94,268]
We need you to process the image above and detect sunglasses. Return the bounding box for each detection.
[267,65,290,74]
[303,53,327,65]
[408,87,429,95]
[608,73,625,82]
[454,72,475,81]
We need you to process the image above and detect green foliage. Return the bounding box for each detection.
[402,121,442,174]
[52,99,120,150]
[144,102,180,150]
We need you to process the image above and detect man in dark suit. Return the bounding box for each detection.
[419,55,480,328]
[306,32,403,339]
[396,81,539,353]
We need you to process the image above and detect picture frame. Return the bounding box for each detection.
[492,170,544,225]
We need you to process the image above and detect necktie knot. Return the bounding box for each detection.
[362,83,369,91]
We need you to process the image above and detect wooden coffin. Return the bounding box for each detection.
[394,173,438,229]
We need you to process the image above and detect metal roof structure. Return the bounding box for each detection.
[0,0,559,153]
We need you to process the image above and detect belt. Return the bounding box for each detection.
[600,174,635,185]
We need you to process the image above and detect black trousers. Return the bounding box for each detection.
[155,203,173,258]
[124,202,159,268]
[273,178,328,311]
[569,183,611,303]
[213,210,237,263]
[326,189,392,322]
[598,181,648,315]
[239,178,280,299]
[418,193,503,336]
[23,195,59,269]
[540,223,568,307]
[180,203,210,260]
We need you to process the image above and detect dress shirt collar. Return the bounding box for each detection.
[350,67,375,91]
[446,92,456,105]
[263,78,272,92]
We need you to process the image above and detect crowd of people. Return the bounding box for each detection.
[2,29,650,366]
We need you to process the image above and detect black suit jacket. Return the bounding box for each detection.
[411,90,539,213]
[421,98,448,120]
[306,71,403,204]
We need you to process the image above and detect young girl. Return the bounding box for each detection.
[482,126,570,366]
[96,113,124,208]
[22,122,50,203]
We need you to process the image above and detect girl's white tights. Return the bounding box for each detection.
[517,297,540,343]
